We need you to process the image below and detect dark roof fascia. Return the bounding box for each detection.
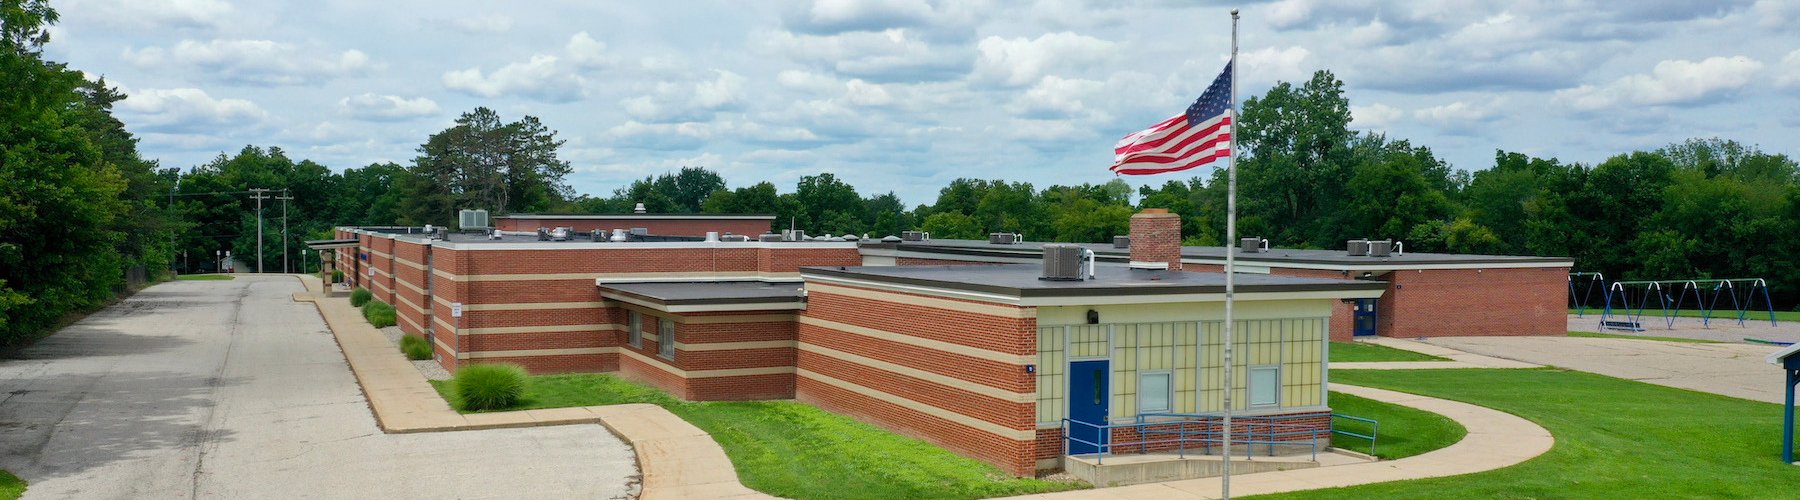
[799,266,1388,299]
[596,286,805,309]
[501,213,776,220]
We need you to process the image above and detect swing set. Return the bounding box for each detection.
[1597,278,1779,332]
[1568,272,1605,317]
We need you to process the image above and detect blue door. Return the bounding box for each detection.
[1068,360,1109,455]
[1354,299,1378,336]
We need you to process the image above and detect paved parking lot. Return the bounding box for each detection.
[0,276,636,500]
[1424,335,1789,404]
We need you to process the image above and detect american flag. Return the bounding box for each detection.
[1110,60,1233,175]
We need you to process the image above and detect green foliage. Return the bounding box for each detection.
[331,270,344,283]
[1328,342,1448,362]
[400,334,432,360]
[451,363,529,411]
[404,107,572,223]
[0,468,23,500]
[429,373,1086,499]
[919,212,982,240]
[362,300,396,328]
[349,287,372,307]
[175,274,234,281]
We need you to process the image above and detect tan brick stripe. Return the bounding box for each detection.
[397,277,426,295]
[368,249,392,259]
[434,271,802,282]
[393,256,427,271]
[466,346,618,359]
[620,349,795,378]
[798,343,1032,403]
[796,368,1035,441]
[682,314,797,324]
[398,309,425,332]
[805,282,1033,318]
[461,324,621,335]
[681,340,796,351]
[798,316,1032,365]
[394,294,425,315]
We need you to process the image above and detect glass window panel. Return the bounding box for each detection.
[1250,366,1279,406]
[1139,373,1171,412]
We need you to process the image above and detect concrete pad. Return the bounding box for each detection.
[601,408,712,443]
[526,406,603,424]
[1425,336,1788,403]
[637,435,745,488]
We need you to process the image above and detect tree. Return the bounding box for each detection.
[794,173,864,234]
[1232,70,1358,248]
[408,107,571,219]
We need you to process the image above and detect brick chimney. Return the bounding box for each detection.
[1129,209,1182,270]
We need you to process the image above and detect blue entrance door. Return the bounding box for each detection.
[1068,360,1109,455]
[1354,299,1378,336]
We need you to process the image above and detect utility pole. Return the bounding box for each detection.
[250,188,271,273]
[277,190,293,274]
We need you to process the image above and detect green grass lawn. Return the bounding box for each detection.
[0,469,24,500]
[1330,342,1448,363]
[1569,307,1800,322]
[175,274,235,280]
[1248,368,1800,500]
[1327,391,1465,460]
[1567,331,1722,343]
[431,373,1087,500]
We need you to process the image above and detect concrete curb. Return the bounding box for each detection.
[289,275,770,499]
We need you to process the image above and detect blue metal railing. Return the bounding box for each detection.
[1062,412,1379,464]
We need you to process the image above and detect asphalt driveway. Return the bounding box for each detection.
[0,276,635,499]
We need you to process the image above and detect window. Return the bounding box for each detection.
[657,318,676,359]
[1249,365,1280,407]
[628,311,642,348]
[1139,371,1172,413]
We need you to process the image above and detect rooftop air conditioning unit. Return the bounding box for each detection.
[758,233,785,242]
[785,229,807,241]
[1346,239,1369,256]
[989,233,1020,244]
[459,209,490,230]
[1368,239,1393,257]
[901,230,927,241]
[722,234,751,242]
[1041,244,1087,281]
[1241,237,1267,253]
[1114,235,1131,248]
[591,230,607,242]
[537,228,550,241]
[629,228,649,236]
[435,227,449,240]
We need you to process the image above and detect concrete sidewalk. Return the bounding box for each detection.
[292,277,774,500]
[1425,335,1788,404]
[1331,337,1542,370]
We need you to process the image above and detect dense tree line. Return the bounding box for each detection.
[11,0,1800,352]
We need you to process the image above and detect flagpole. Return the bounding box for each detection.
[1221,8,1240,500]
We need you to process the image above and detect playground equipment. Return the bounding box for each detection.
[1568,272,1605,317]
[1599,278,1778,331]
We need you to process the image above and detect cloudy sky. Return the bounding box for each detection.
[42,0,1800,206]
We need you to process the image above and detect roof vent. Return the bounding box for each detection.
[551,227,573,241]
[591,230,607,242]
[611,229,628,242]
[721,234,751,242]
[901,230,928,241]
[1041,244,1087,281]
[1114,235,1131,248]
[490,229,503,240]
[634,202,647,214]
[1368,239,1393,257]
[537,228,550,241]
[435,227,448,240]
[1241,237,1267,253]
[842,234,860,241]
[705,231,720,242]
[1346,239,1369,256]
[988,232,1021,244]
[881,235,902,242]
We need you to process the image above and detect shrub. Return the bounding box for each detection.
[363,300,397,328]
[331,270,344,283]
[401,334,432,360]
[454,363,529,411]
[349,287,371,307]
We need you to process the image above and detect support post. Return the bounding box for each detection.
[1221,9,1239,500]
[250,188,270,273]
[1786,369,1796,464]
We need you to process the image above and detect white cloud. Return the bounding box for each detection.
[337,93,439,121]
[1266,0,1315,30]
[118,87,267,133]
[1007,76,1106,119]
[972,32,1117,86]
[807,0,934,30]
[122,39,379,86]
[1554,56,1764,111]
[441,32,613,102]
[777,70,894,106]
[1239,46,1313,84]
[759,28,970,81]
[619,70,748,122]
[1351,103,1405,129]
[1778,49,1800,88]
[1412,99,1504,135]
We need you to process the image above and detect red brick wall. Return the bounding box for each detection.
[495,217,771,236]
[1387,267,1568,337]
[1129,210,1182,270]
[797,284,1039,476]
[617,309,798,401]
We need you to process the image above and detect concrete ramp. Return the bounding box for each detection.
[1065,449,1374,487]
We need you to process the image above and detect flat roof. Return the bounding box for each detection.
[801,264,1387,299]
[598,281,806,311]
[498,213,775,220]
[863,238,1573,268]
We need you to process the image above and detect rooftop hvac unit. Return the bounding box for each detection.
[591,230,607,242]
[785,229,807,241]
[1241,236,1267,253]
[1114,235,1131,248]
[435,227,449,240]
[1346,239,1369,256]
[1041,244,1087,281]
[759,233,785,242]
[629,228,649,236]
[1368,239,1393,257]
[489,229,503,240]
[988,233,1020,244]
[537,228,550,241]
[721,234,751,242]
[458,209,490,229]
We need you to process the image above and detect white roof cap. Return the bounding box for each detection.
[1766,343,1800,365]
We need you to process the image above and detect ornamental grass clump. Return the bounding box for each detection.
[349,287,372,307]
[362,300,397,328]
[401,334,432,360]
[454,363,530,411]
